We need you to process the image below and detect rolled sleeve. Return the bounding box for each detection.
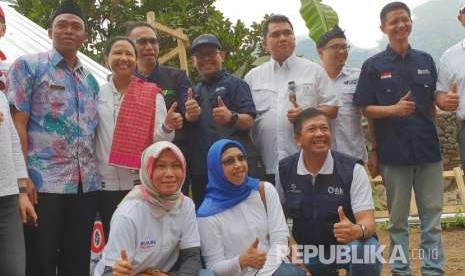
[316,68,339,107]
[7,57,34,114]
[234,80,257,118]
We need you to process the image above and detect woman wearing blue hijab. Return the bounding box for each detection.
[197,139,307,276]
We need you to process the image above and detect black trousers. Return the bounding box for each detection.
[191,174,208,209]
[25,191,98,276]
[98,190,129,240]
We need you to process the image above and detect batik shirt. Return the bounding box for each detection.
[7,49,100,194]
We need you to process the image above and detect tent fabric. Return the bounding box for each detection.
[0,2,110,85]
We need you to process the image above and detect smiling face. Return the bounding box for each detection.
[192,44,224,79]
[318,37,349,71]
[263,21,295,63]
[221,147,248,186]
[380,9,412,44]
[151,149,184,195]
[106,40,136,79]
[295,115,331,158]
[48,13,86,55]
[128,26,159,67]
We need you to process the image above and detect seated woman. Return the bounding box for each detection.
[197,139,308,276]
[94,141,212,276]
[96,36,182,238]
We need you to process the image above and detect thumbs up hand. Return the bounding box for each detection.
[112,249,133,276]
[212,95,233,125]
[239,238,267,270]
[394,91,416,117]
[185,88,201,122]
[441,82,459,111]
[333,206,359,244]
[164,102,183,131]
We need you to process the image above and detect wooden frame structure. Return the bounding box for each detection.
[146,11,189,74]
[372,167,465,218]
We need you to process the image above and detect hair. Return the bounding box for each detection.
[104,36,137,58]
[262,14,294,38]
[380,2,411,24]
[293,108,330,134]
[125,21,157,37]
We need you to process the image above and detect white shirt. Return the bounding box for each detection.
[245,54,338,174]
[94,196,200,275]
[96,80,174,191]
[0,92,28,197]
[330,67,367,162]
[197,182,289,276]
[437,38,465,120]
[276,150,374,214]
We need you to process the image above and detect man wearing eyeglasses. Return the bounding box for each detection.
[126,22,194,195]
[188,34,258,207]
[317,25,367,162]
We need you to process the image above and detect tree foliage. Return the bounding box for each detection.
[15,0,266,80]
[299,0,338,43]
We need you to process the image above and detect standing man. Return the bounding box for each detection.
[317,25,367,161]
[245,14,338,185]
[126,22,192,194]
[435,0,465,168]
[354,2,444,275]
[7,1,100,275]
[188,34,257,206]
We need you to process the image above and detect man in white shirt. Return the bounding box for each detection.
[244,14,338,184]
[317,25,367,162]
[436,0,465,168]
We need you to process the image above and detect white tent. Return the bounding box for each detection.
[0,2,110,84]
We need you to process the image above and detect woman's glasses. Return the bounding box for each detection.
[221,155,248,166]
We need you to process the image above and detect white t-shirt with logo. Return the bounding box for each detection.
[93,196,200,275]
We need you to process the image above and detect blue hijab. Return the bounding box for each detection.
[197,139,260,217]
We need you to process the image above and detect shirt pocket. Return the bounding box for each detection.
[37,76,67,106]
[296,82,319,108]
[376,79,399,105]
[252,88,274,115]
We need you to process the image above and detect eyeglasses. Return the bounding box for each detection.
[192,50,221,59]
[221,155,248,166]
[134,37,158,45]
[323,44,350,52]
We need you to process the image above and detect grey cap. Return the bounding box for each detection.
[191,34,222,53]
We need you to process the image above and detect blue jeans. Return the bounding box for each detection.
[381,162,444,276]
[304,237,382,276]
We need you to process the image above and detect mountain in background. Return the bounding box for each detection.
[295,0,464,67]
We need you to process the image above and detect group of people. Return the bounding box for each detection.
[1,0,464,275]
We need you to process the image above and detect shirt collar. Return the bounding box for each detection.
[134,61,160,81]
[49,49,83,72]
[385,44,413,62]
[270,54,297,71]
[297,150,334,176]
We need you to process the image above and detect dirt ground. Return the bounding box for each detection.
[378,228,465,276]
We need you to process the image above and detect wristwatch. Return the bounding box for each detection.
[229,111,239,126]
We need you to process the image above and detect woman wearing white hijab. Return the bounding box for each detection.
[94,141,213,276]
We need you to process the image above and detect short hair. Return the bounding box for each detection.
[125,21,156,37]
[104,36,137,58]
[293,108,330,134]
[262,14,294,38]
[380,2,411,24]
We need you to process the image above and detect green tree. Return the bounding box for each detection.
[15,0,265,80]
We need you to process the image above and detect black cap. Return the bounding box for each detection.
[50,0,85,25]
[316,25,346,49]
[191,34,222,53]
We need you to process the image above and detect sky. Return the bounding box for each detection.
[214,0,440,49]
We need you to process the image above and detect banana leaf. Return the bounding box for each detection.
[300,0,339,43]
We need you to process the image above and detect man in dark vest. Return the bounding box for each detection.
[278,108,380,276]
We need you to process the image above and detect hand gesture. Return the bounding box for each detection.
[113,250,132,276]
[185,88,201,122]
[287,100,303,123]
[441,82,459,111]
[164,102,183,131]
[333,206,358,244]
[394,91,416,117]
[212,96,232,125]
[239,238,267,270]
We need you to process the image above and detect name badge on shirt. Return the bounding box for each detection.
[380,71,392,79]
[417,69,431,75]
[48,81,65,90]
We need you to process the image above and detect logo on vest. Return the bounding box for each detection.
[140,239,157,249]
[328,186,344,195]
[287,183,301,193]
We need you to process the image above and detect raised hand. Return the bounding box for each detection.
[113,250,132,276]
[185,88,201,122]
[164,102,183,131]
[394,91,416,117]
[333,206,358,244]
[441,82,459,111]
[239,238,267,270]
[212,95,232,125]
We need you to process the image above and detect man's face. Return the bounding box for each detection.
[295,115,332,157]
[318,38,349,69]
[380,9,412,44]
[191,44,224,79]
[458,9,465,27]
[128,26,159,66]
[263,21,295,63]
[48,14,86,55]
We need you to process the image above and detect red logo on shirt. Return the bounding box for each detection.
[380,71,392,79]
